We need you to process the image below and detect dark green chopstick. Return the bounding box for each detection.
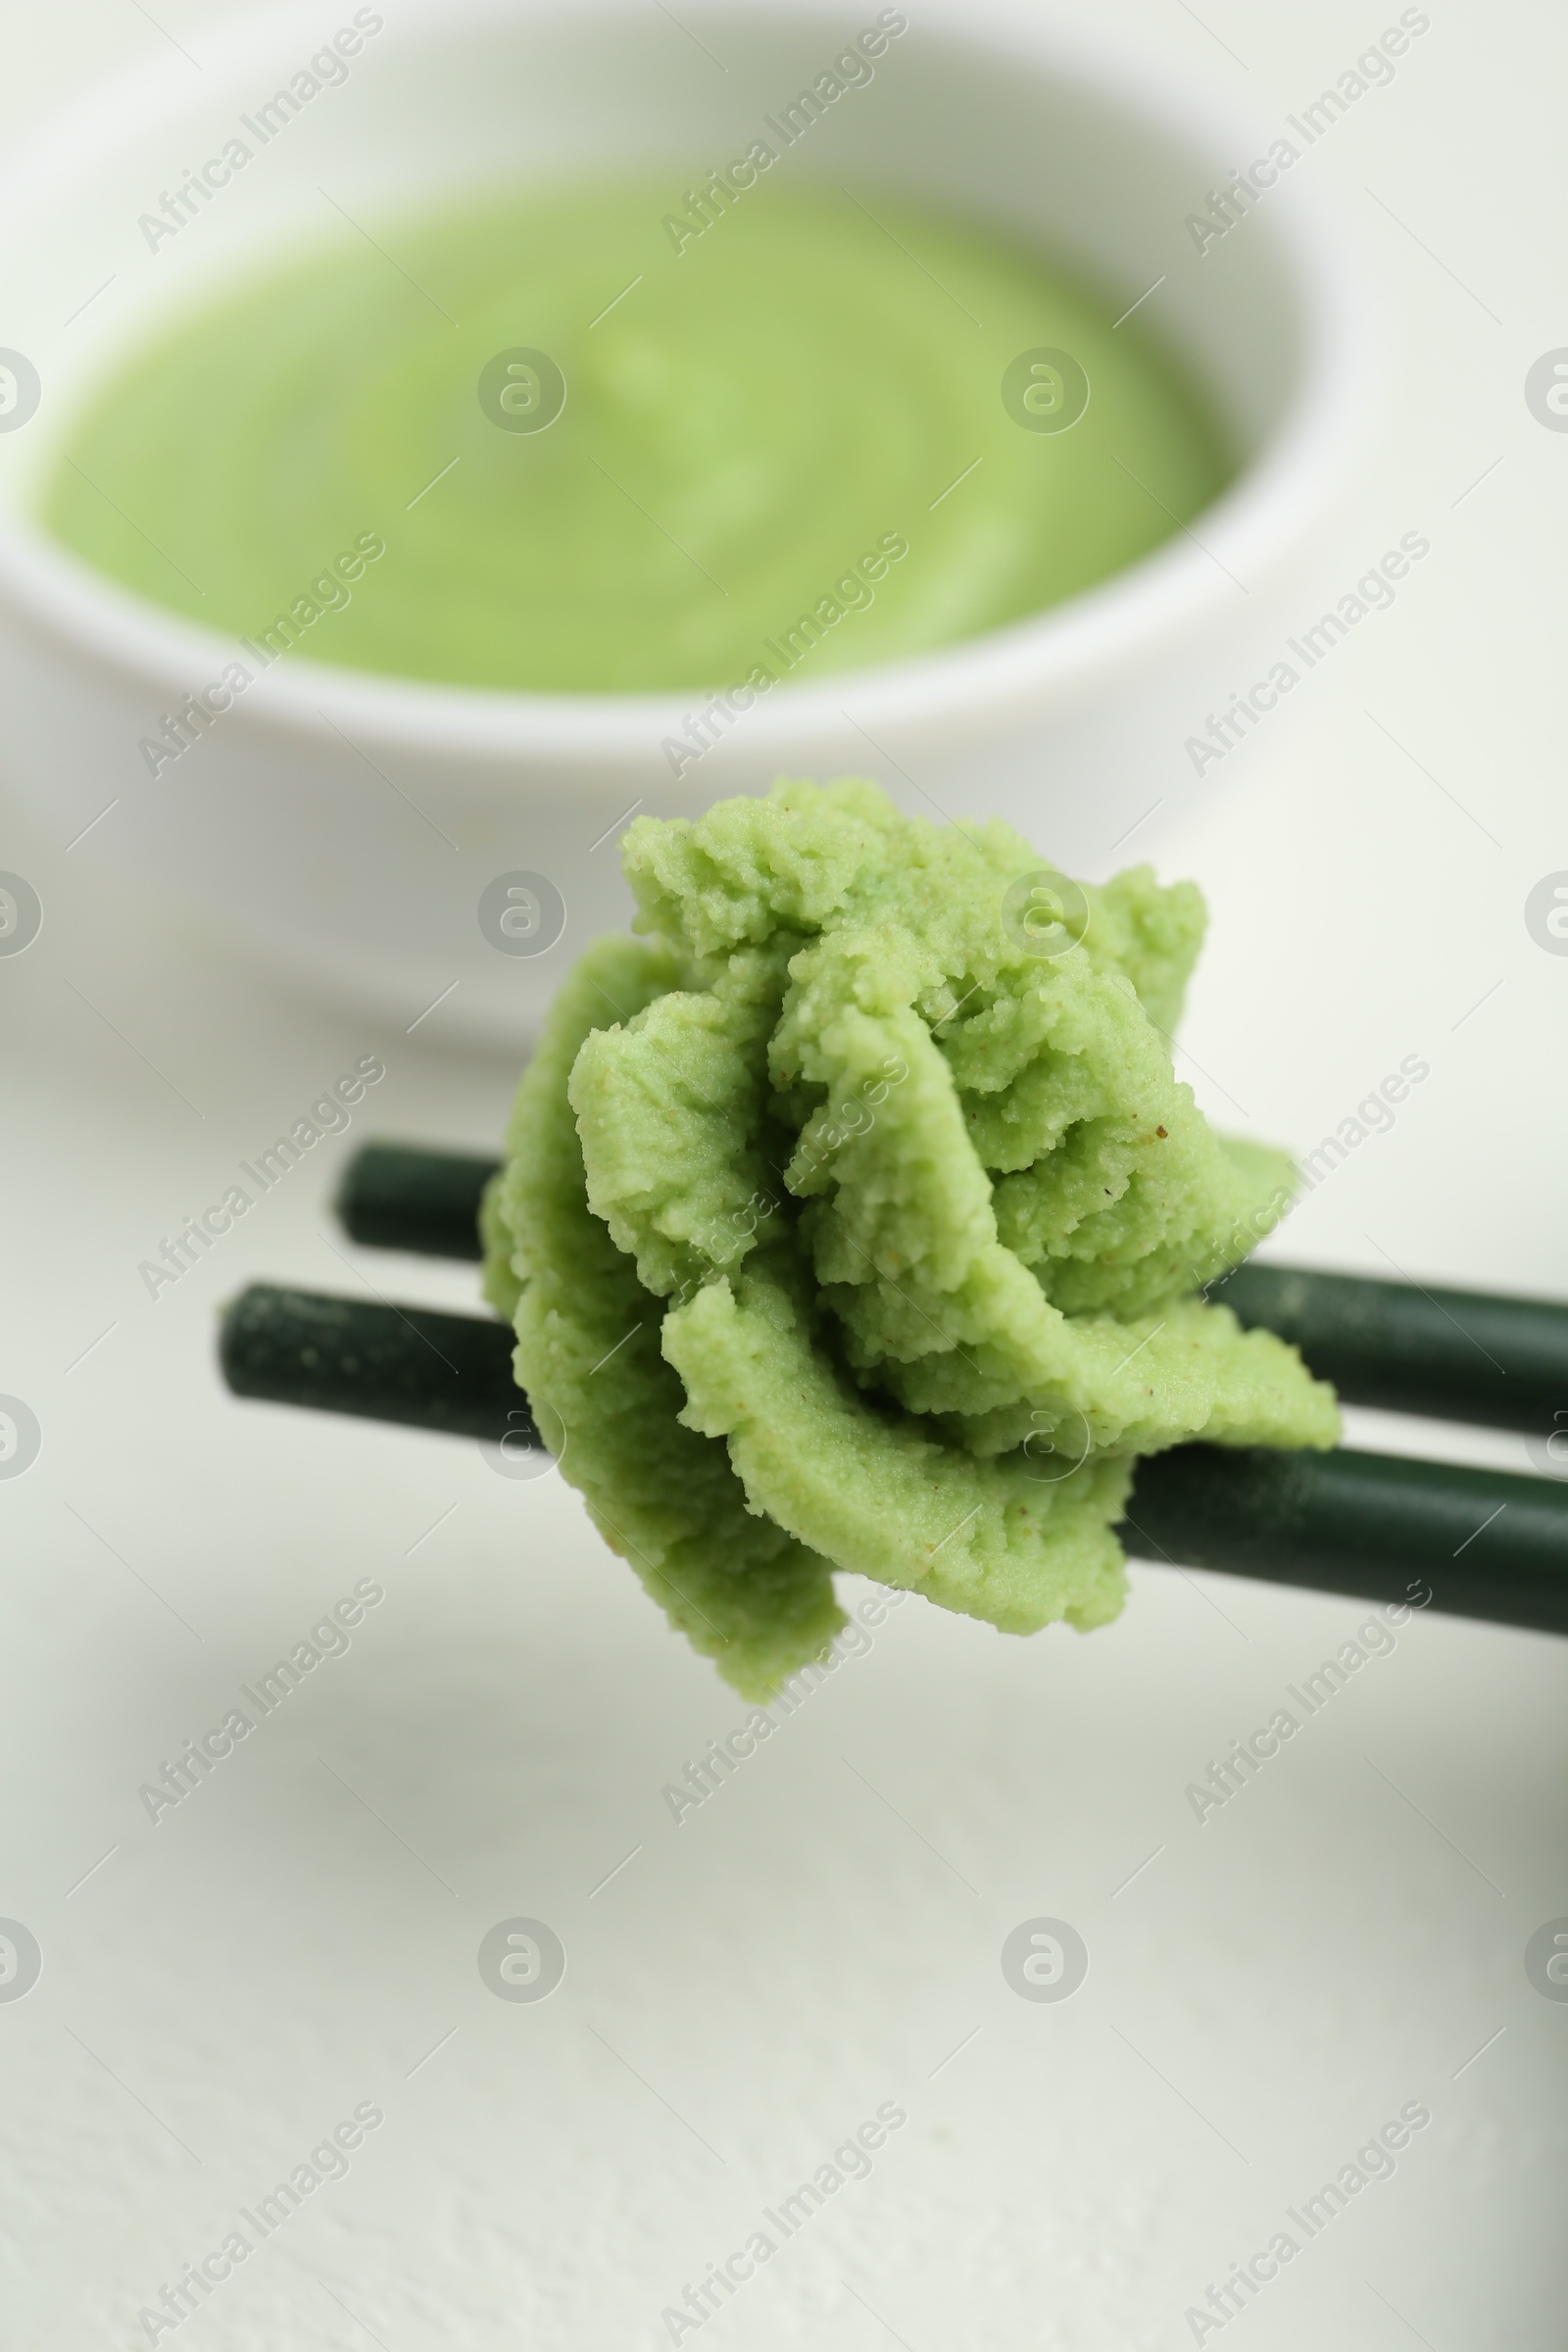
[218,1284,1568,1637]
[1128,1445,1564,1634]
[1211,1260,1567,1439]
[337,1144,502,1261]
[337,1143,1568,1442]
[220,1282,533,1445]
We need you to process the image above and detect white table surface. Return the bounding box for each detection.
[2,2,1565,2346]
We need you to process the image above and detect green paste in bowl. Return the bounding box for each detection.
[44,179,1232,694]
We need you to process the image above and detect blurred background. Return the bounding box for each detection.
[1,2,1565,2346]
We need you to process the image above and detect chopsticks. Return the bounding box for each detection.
[335,1146,1568,1440]
[1209,1259,1567,1438]
[222,1282,535,1445]
[214,1142,1568,1638]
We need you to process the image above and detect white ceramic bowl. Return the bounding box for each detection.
[0,0,1369,1042]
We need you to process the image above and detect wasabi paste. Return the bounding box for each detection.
[44,181,1230,694]
[482,781,1337,1694]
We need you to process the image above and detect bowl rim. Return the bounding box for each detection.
[0,0,1372,763]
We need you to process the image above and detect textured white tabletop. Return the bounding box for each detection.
[2,3,1565,2347]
